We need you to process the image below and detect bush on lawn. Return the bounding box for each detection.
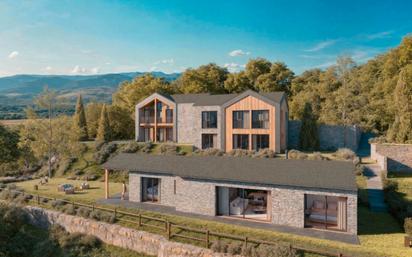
[307,152,326,160]
[159,143,178,155]
[62,205,76,215]
[333,148,356,161]
[140,141,153,153]
[121,141,141,153]
[404,217,412,235]
[77,207,91,218]
[211,240,228,253]
[227,149,255,157]
[93,143,117,164]
[355,165,365,176]
[256,243,298,257]
[287,149,307,160]
[253,149,276,158]
[226,241,242,255]
[51,200,66,209]
[194,148,224,156]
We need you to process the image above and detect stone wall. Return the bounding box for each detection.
[177,103,222,150]
[371,143,412,172]
[288,120,362,151]
[25,206,230,257]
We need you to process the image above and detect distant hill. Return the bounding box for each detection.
[0,71,180,119]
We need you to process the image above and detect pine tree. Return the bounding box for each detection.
[299,103,320,151]
[96,104,112,142]
[73,94,88,141]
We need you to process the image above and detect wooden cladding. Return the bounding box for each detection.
[225,95,276,152]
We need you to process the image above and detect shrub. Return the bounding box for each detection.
[93,143,117,164]
[383,178,398,192]
[159,143,178,155]
[77,207,91,218]
[121,141,141,153]
[0,183,6,189]
[194,148,224,157]
[287,149,307,160]
[256,244,299,257]
[140,141,153,153]
[253,149,276,158]
[307,152,326,160]
[7,184,17,190]
[89,210,102,221]
[101,212,116,224]
[333,148,356,161]
[94,141,105,151]
[62,205,76,215]
[211,240,227,253]
[227,149,255,157]
[226,241,242,255]
[51,200,66,209]
[404,218,412,235]
[14,194,32,204]
[241,243,256,256]
[355,165,365,176]
[0,190,19,201]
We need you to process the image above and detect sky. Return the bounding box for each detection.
[0,0,411,77]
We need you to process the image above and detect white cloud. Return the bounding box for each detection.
[304,40,337,52]
[8,51,19,59]
[154,58,174,65]
[149,66,159,72]
[366,31,393,40]
[314,61,336,69]
[91,67,100,74]
[228,49,250,57]
[45,66,52,71]
[71,65,87,74]
[224,63,245,72]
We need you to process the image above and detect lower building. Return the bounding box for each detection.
[103,154,357,235]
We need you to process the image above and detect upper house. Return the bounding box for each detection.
[135,90,288,153]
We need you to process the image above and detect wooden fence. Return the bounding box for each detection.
[0,188,350,257]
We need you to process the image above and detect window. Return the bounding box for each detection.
[156,102,163,123]
[252,134,270,151]
[202,134,216,149]
[202,111,217,128]
[233,111,250,129]
[166,109,173,123]
[141,107,154,123]
[233,134,249,149]
[141,177,160,203]
[252,110,269,129]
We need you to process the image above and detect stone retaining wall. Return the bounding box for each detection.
[371,143,412,172]
[288,121,361,151]
[25,206,232,257]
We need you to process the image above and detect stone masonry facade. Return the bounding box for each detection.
[177,103,222,150]
[129,173,357,235]
[371,143,412,172]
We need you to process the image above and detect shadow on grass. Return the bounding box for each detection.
[358,206,403,235]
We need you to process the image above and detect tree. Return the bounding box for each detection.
[96,104,112,142]
[108,105,134,140]
[176,63,228,94]
[34,86,65,178]
[244,58,271,85]
[224,71,252,93]
[85,102,104,139]
[299,103,320,151]
[113,74,175,114]
[255,62,294,93]
[387,64,412,143]
[73,94,88,141]
[0,125,20,164]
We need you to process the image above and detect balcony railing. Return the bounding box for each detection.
[140,116,154,123]
[140,116,173,124]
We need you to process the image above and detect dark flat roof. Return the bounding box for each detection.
[169,91,285,106]
[103,154,357,192]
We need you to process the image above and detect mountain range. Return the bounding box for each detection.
[0,71,180,106]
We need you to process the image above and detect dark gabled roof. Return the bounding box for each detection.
[103,154,357,192]
[169,90,285,106]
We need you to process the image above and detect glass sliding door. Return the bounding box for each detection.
[216,186,269,222]
[141,177,160,203]
[233,134,249,150]
[304,194,347,232]
[252,134,269,151]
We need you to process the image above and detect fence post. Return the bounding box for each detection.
[206,230,210,248]
[244,236,248,247]
[138,214,142,228]
[164,219,168,232]
[167,222,172,240]
[92,204,95,211]
[338,253,343,257]
[37,195,40,205]
[114,208,117,219]
[72,201,75,208]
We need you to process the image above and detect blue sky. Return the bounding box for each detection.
[0,0,411,77]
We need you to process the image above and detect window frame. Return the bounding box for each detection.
[252,110,269,129]
[201,111,218,129]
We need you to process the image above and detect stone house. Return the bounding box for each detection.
[103,154,358,235]
[135,90,288,153]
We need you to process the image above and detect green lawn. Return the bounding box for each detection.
[16,178,123,204]
[387,172,412,200]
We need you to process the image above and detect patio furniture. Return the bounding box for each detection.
[230,197,249,215]
[80,182,90,190]
[57,184,75,194]
[253,205,266,214]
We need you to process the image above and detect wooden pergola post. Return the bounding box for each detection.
[105,169,109,199]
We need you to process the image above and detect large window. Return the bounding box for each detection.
[233,111,250,129]
[252,110,269,129]
[202,111,217,128]
[166,109,173,123]
[141,177,160,203]
[233,134,249,150]
[252,134,269,151]
[304,194,347,232]
[216,186,270,222]
[202,134,216,149]
[141,107,154,123]
[156,102,163,123]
